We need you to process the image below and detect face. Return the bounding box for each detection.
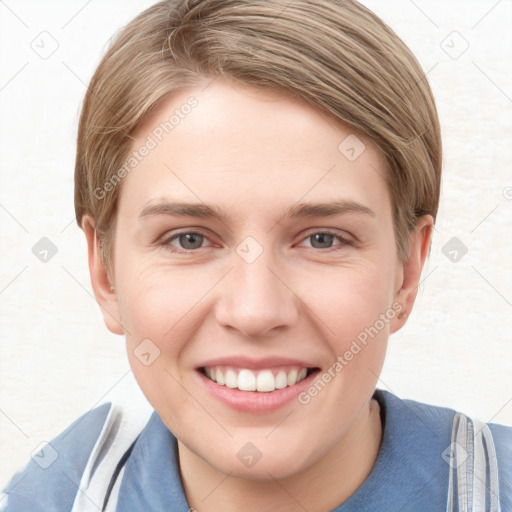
[86,79,430,481]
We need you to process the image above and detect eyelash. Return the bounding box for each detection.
[158,229,354,253]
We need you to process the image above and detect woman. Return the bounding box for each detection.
[3,0,510,510]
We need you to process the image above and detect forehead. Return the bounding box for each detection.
[119,80,391,220]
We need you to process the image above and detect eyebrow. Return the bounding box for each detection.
[138,200,375,221]
[139,202,227,221]
[285,201,375,219]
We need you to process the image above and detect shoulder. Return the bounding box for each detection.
[377,389,512,442]
[374,389,456,443]
[374,390,512,509]
[2,403,113,512]
[378,390,512,465]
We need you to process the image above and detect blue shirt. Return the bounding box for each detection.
[3,390,511,511]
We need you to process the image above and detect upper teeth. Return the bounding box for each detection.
[204,366,309,392]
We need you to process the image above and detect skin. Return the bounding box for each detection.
[83,79,432,511]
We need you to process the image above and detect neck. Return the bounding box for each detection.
[178,399,382,512]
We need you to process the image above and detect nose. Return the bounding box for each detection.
[214,250,300,339]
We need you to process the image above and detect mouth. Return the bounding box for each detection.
[199,365,320,393]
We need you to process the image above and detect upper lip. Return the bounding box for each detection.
[197,356,319,370]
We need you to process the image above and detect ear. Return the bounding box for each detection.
[390,215,433,334]
[82,216,124,335]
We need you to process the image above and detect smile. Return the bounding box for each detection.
[201,366,317,392]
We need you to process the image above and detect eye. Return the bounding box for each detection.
[298,231,352,250]
[158,229,352,253]
[163,232,209,251]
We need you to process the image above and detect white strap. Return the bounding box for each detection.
[479,419,501,512]
[70,400,152,512]
[457,414,469,511]
[447,413,501,512]
[472,418,487,512]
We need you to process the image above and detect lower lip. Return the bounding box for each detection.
[195,369,319,413]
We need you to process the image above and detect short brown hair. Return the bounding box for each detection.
[74,0,442,265]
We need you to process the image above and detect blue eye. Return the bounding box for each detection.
[167,232,207,250]
[158,229,352,254]
[309,233,335,249]
[299,231,352,250]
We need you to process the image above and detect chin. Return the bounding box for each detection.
[188,431,322,481]
[208,450,311,481]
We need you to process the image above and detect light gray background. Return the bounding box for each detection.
[1,0,511,486]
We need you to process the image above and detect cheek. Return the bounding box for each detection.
[295,260,396,396]
[115,258,209,342]
[116,263,208,418]
[301,261,397,340]
[292,267,393,420]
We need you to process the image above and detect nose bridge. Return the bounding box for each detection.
[215,246,298,337]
